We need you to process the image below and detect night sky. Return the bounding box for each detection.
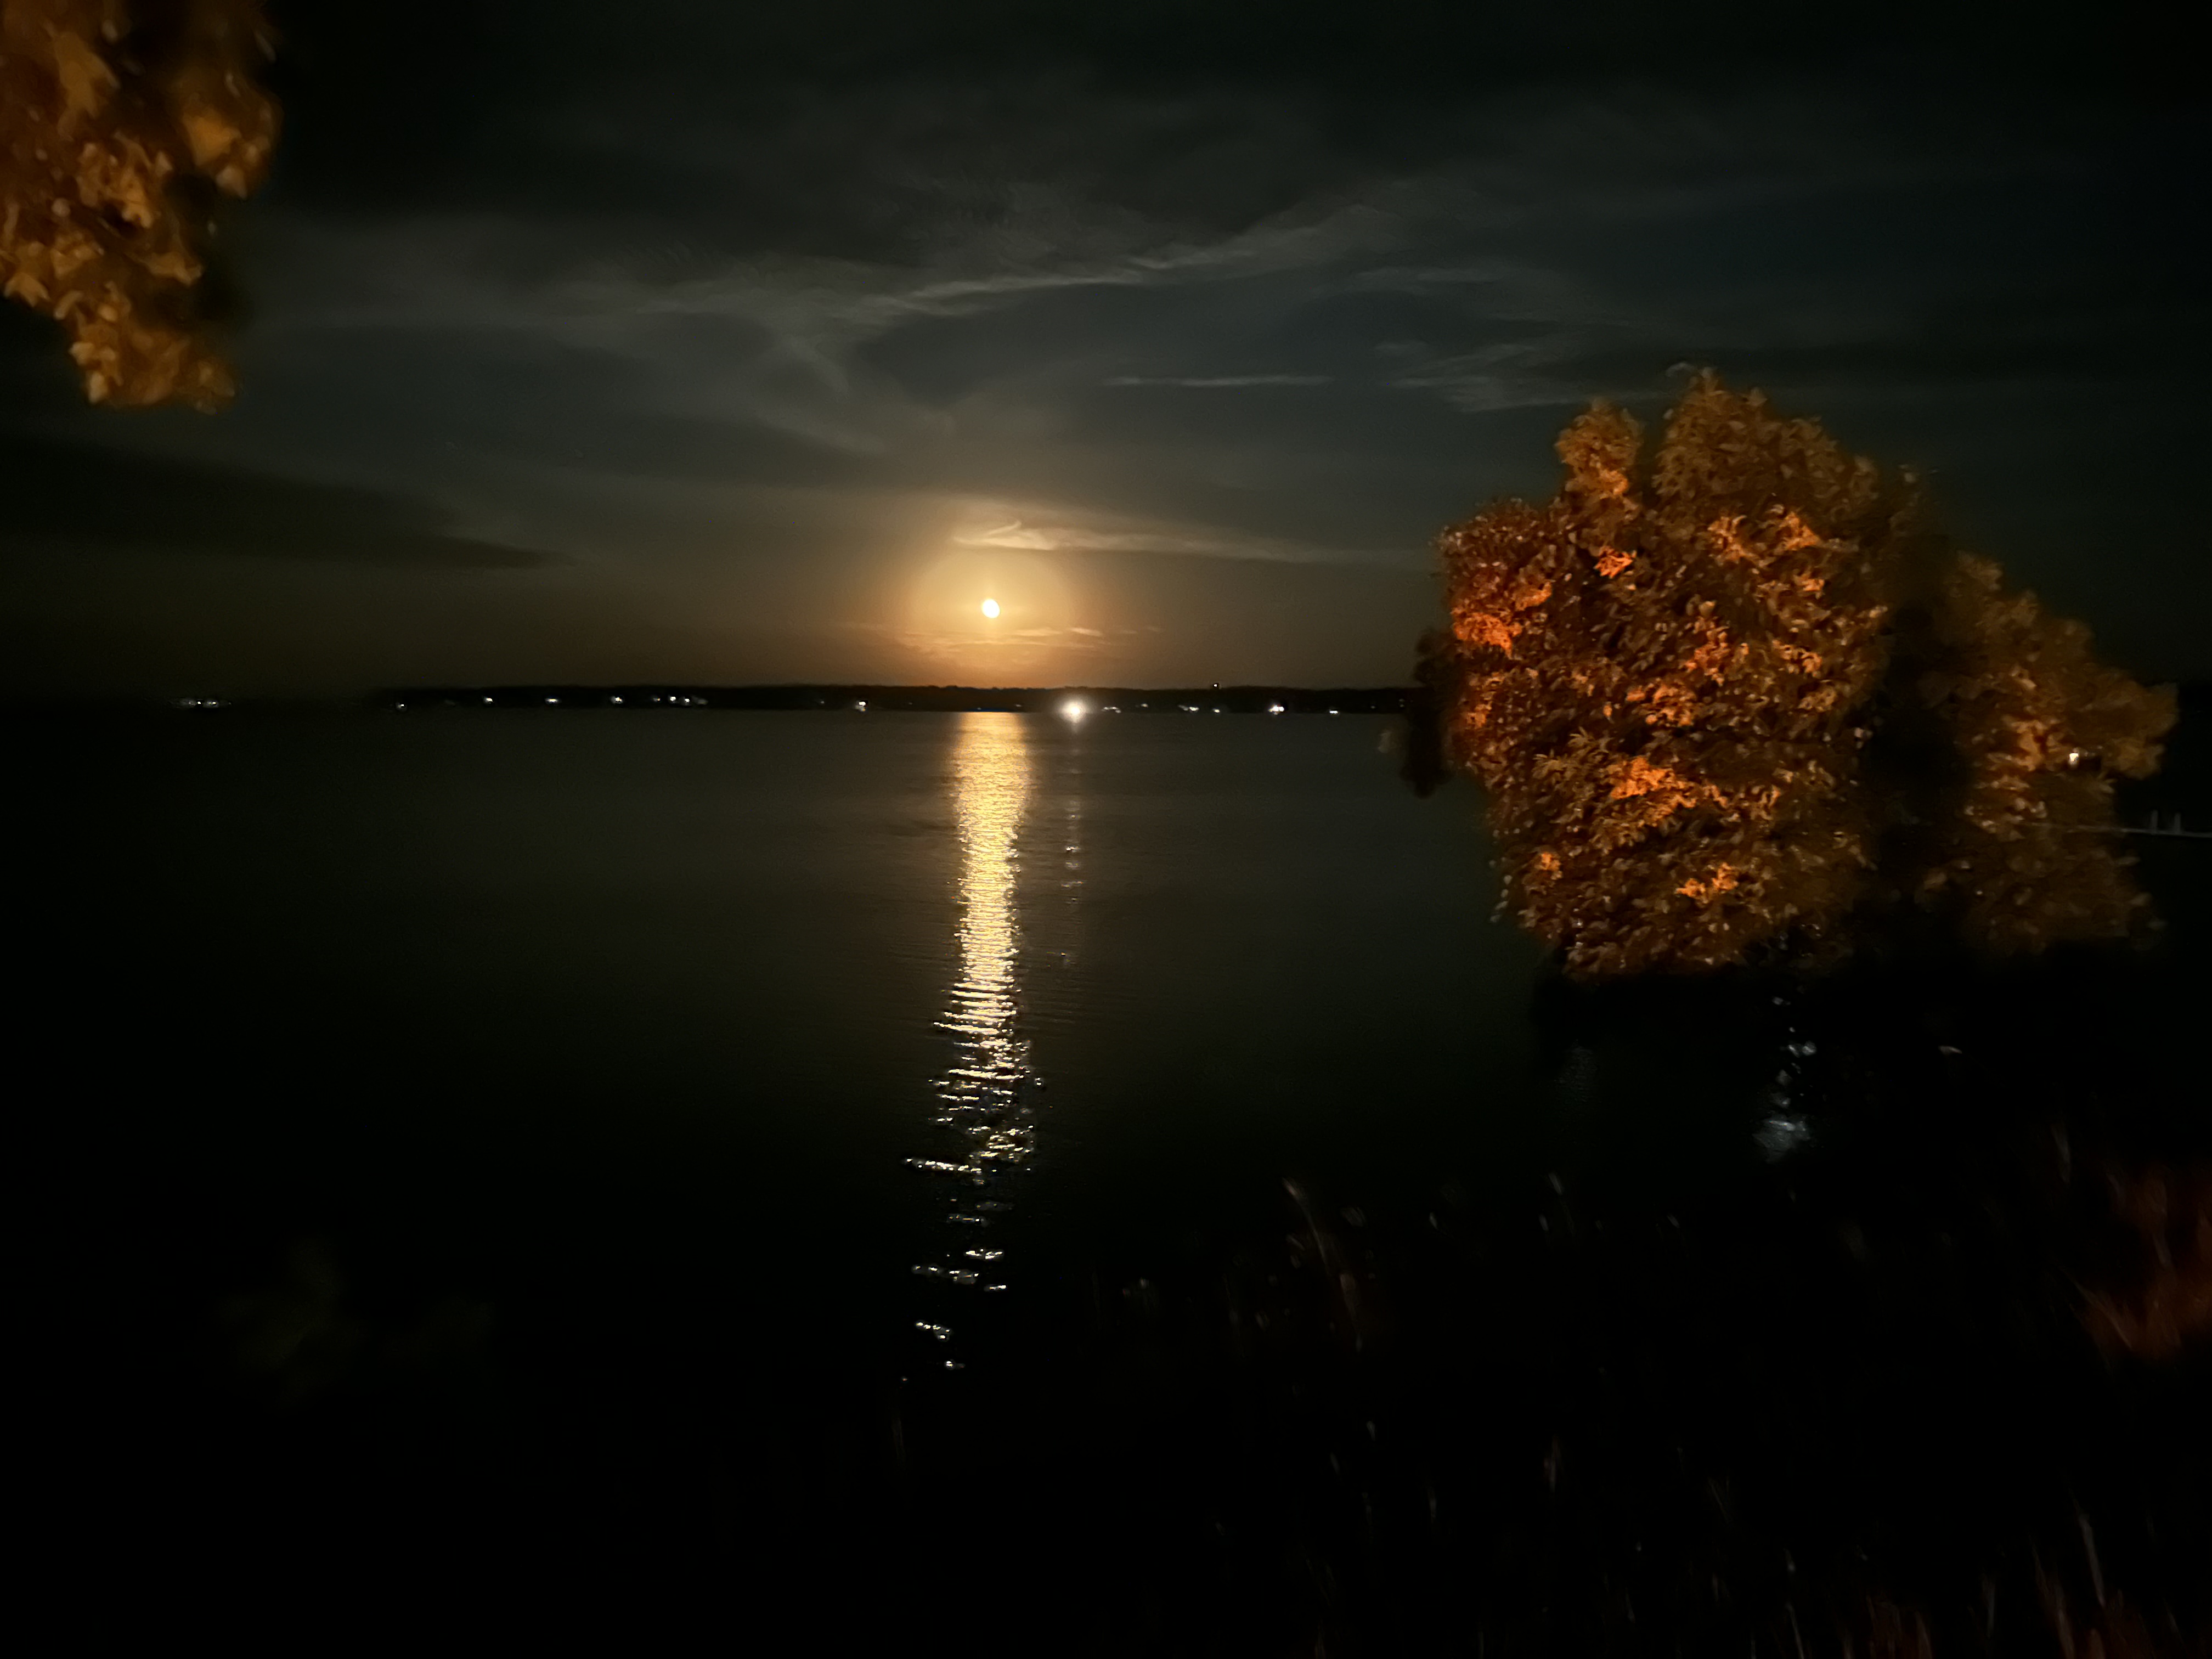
[2,2,2204,697]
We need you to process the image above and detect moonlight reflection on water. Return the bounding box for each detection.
[912,714,1038,1359]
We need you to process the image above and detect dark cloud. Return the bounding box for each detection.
[0,431,553,569]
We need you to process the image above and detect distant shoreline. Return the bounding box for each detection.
[365,685,1422,714]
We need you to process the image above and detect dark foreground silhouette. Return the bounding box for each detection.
[13,702,2208,1651]
[24,938,2207,1655]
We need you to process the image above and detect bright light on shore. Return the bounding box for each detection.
[1062,699,1087,721]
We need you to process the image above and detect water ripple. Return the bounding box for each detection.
[910,714,1040,1358]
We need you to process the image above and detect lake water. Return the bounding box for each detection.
[12,706,2205,1648]
[10,709,1540,1603]
[14,706,1536,1302]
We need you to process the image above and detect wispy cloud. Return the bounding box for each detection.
[949,507,1423,568]
[162,61,2207,681]
[1383,336,1622,413]
[1103,374,1333,387]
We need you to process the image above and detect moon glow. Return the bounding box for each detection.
[901,549,1077,678]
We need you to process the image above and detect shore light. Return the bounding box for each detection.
[1062,699,1087,721]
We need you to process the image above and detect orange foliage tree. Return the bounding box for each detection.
[1,0,277,409]
[1423,371,2175,979]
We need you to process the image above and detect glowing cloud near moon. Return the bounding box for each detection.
[899,539,1087,680]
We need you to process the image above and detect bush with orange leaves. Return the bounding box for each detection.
[1,0,276,409]
[1424,371,2176,979]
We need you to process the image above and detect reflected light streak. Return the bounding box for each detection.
[911,713,1038,1357]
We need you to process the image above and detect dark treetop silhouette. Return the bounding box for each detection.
[1,0,276,409]
[1419,371,2177,980]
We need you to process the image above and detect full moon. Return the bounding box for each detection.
[980,597,1000,618]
